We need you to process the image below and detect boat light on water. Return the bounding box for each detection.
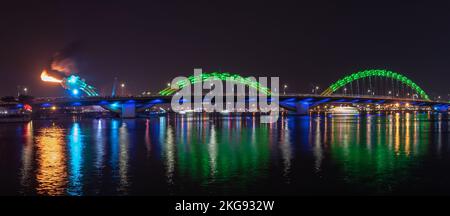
[329,106,359,116]
[178,109,194,115]
[220,110,230,115]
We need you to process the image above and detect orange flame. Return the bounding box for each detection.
[41,70,63,83]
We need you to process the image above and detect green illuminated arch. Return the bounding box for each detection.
[159,72,271,96]
[321,69,430,100]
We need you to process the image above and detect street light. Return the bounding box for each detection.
[313,86,319,95]
[121,83,125,96]
[344,88,347,95]
[17,85,29,96]
[283,84,288,95]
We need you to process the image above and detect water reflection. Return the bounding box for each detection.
[9,113,450,195]
[163,118,175,186]
[67,123,84,195]
[20,122,34,194]
[207,124,218,179]
[35,123,68,195]
[93,119,106,194]
[145,119,151,156]
[312,117,322,173]
[95,120,105,171]
[324,113,431,193]
[159,116,271,193]
[109,119,132,194]
[118,121,130,194]
[110,119,120,193]
[279,116,293,181]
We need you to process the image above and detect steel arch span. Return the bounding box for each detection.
[321,69,430,100]
[159,72,271,96]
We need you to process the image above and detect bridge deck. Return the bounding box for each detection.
[29,94,447,107]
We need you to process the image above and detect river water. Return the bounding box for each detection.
[1,113,449,195]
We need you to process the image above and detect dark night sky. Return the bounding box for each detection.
[1,0,450,97]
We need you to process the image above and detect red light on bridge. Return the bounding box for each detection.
[23,104,32,111]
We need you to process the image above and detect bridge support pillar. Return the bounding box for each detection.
[295,102,310,115]
[121,103,136,118]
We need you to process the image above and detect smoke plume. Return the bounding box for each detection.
[48,41,82,76]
